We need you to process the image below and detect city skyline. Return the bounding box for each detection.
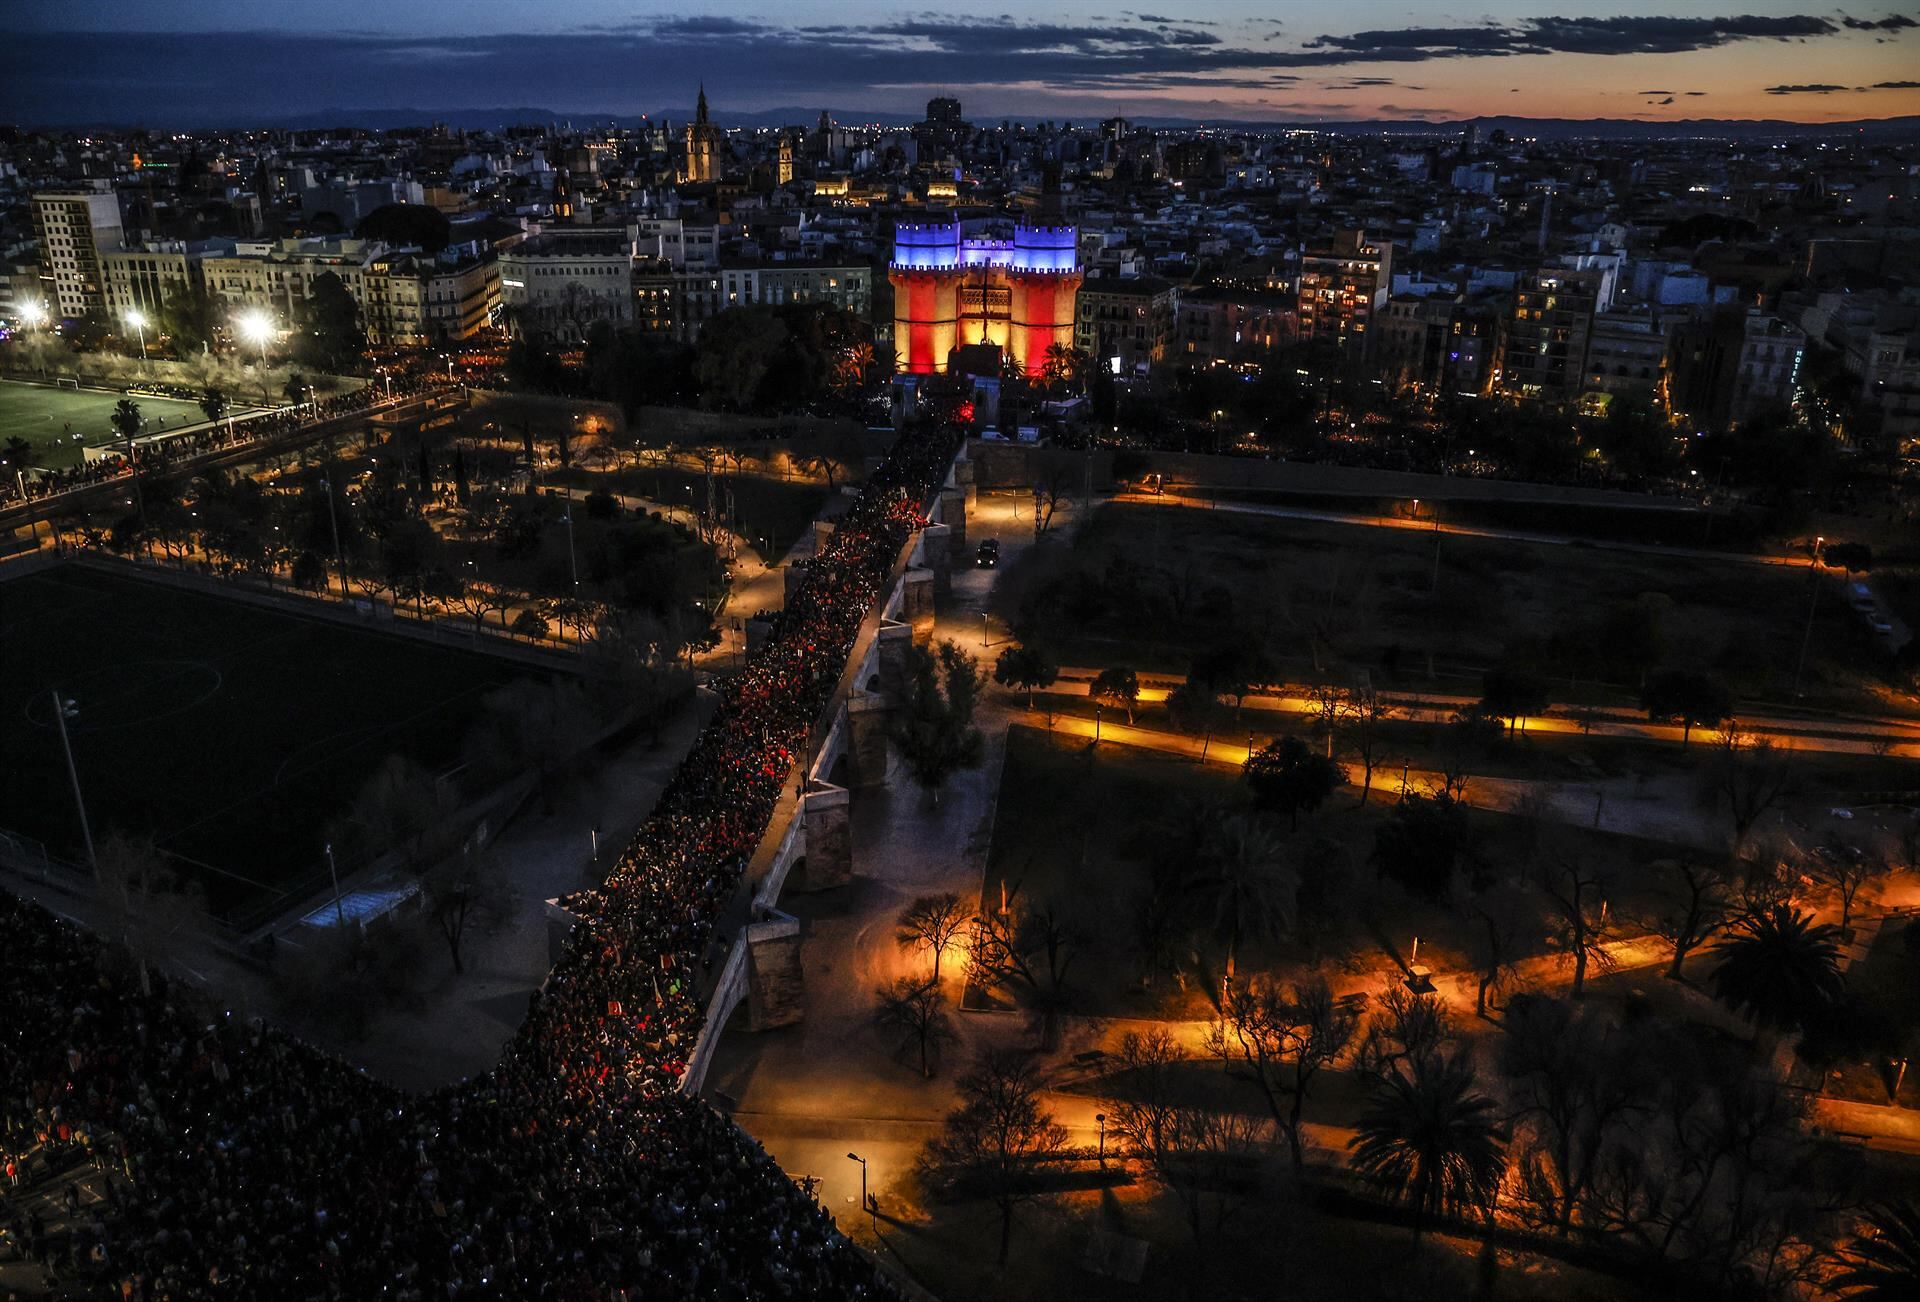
[4,0,1920,127]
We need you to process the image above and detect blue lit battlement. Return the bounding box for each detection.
[892,221,963,270]
[1010,222,1079,273]
[891,222,1079,274]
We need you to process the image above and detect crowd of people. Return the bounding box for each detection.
[0,416,964,1297]
[1,377,435,507]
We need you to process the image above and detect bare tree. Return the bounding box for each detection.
[1208,974,1358,1172]
[1543,857,1615,998]
[1356,985,1456,1082]
[971,898,1082,1050]
[1651,858,1737,981]
[454,581,514,633]
[339,754,460,869]
[895,892,974,982]
[1499,994,1650,1236]
[419,845,511,974]
[874,977,957,1078]
[1102,1028,1266,1244]
[1466,882,1528,1018]
[1031,453,1076,535]
[1808,848,1889,932]
[1304,682,1344,759]
[1709,726,1794,854]
[1340,684,1396,802]
[95,832,207,998]
[921,1048,1070,1264]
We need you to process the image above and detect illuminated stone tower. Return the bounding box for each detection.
[683,86,718,184]
[890,219,1082,376]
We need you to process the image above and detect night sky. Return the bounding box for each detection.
[4,0,1919,126]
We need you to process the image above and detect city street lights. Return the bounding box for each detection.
[49,689,97,874]
[123,308,149,368]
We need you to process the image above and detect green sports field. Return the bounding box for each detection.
[0,379,222,470]
[0,564,549,926]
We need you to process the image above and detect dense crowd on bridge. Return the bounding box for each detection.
[1,377,434,507]
[0,418,961,1296]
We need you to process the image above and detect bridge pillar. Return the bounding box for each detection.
[939,487,967,555]
[876,620,915,694]
[843,694,893,790]
[921,524,953,598]
[783,563,811,602]
[746,910,805,1029]
[901,567,937,637]
[796,783,854,891]
[953,455,978,511]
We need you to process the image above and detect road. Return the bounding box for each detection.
[1114,488,1819,571]
[1045,669,1920,760]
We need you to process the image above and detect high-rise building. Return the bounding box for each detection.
[1495,268,1605,404]
[1076,276,1177,374]
[683,87,720,184]
[1297,229,1392,355]
[915,97,970,160]
[33,183,125,319]
[889,219,1081,377]
[1668,308,1806,430]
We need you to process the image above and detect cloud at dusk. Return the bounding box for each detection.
[1,2,1917,125]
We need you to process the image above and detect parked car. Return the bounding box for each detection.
[975,538,1000,568]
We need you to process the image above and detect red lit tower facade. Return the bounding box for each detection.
[890,220,1082,377]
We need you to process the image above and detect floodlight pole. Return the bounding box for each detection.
[324,841,347,928]
[321,473,348,597]
[50,689,97,875]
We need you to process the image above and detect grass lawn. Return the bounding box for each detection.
[982,725,1691,1022]
[0,379,221,470]
[996,502,1892,716]
[0,564,548,924]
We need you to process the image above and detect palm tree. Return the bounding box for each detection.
[832,341,875,391]
[1710,904,1845,1035]
[1189,813,1299,983]
[1348,1054,1508,1241]
[1827,1201,1920,1298]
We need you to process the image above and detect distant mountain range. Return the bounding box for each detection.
[40,104,1920,142]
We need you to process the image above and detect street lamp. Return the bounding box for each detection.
[846,1152,870,1220]
[237,309,274,380]
[1095,1113,1107,1169]
[50,690,97,874]
[18,300,46,330]
[319,474,348,597]
[562,506,579,590]
[1793,539,1826,697]
[123,308,149,368]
